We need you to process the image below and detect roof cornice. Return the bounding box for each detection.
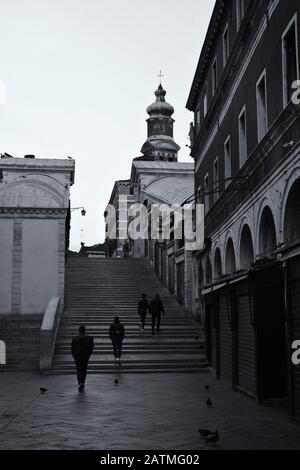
[186,0,230,111]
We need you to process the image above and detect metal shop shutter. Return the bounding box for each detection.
[236,294,256,397]
[288,259,300,420]
[218,294,232,384]
[168,256,175,294]
[155,244,159,274]
[176,262,185,305]
[161,249,167,285]
[210,302,218,371]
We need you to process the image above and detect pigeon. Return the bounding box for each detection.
[39,387,48,394]
[198,429,214,437]
[205,384,210,391]
[206,397,213,407]
[205,430,219,445]
[114,379,119,386]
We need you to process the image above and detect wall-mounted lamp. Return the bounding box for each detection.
[71,207,86,216]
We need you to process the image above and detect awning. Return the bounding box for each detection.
[202,274,249,296]
[203,282,227,296]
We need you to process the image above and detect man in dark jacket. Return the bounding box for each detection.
[149,294,165,335]
[109,316,125,364]
[71,325,94,392]
[138,293,149,332]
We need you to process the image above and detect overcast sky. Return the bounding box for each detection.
[0,0,215,250]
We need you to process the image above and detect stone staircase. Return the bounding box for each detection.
[0,315,43,371]
[51,257,207,374]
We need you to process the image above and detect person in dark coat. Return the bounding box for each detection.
[71,325,94,392]
[138,293,149,332]
[149,294,165,335]
[109,316,125,364]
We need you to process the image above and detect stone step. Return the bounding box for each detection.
[57,334,202,340]
[56,341,203,346]
[62,310,189,313]
[51,361,208,369]
[55,349,204,355]
[54,353,206,362]
[60,325,201,330]
[58,325,200,330]
[57,341,205,352]
[46,369,208,374]
[56,339,203,345]
[60,317,195,322]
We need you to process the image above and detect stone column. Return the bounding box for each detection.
[11,218,23,315]
[184,250,193,313]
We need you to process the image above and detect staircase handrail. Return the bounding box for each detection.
[39,297,61,371]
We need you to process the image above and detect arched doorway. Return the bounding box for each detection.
[283,178,300,418]
[258,206,277,258]
[284,178,300,243]
[198,261,204,296]
[240,225,254,269]
[214,248,222,280]
[205,256,212,285]
[225,238,236,275]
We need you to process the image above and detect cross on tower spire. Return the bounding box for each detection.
[157,69,164,85]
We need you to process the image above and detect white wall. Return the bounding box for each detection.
[21,219,59,314]
[0,220,13,314]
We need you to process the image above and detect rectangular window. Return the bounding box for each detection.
[236,0,245,30]
[196,185,202,205]
[238,106,247,167]
[224,136,231,188]
[256,71,268,142]
[212,57,217,95]
[223,25,229,68]
[203,83,208,117]
[204,173,209,214]
[195,108,201,129]
[282,14,299,107]
[213,157,219,203]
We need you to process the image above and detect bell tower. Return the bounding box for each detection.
[140,80,180,162]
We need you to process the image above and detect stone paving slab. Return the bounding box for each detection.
[0,372,300,450]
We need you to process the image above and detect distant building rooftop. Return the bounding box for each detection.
[79,243,106,256]
[143,176,194,206]
[133,161,194,171]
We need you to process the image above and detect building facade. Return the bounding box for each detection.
[187,0,300,420]
[0,155,74,369]
[0,155,74,315]
[105,84,196,313]
[105,180,135,258]
[129,160,195,313]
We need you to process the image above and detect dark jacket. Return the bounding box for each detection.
[109,322,125,343]
[71,335,94,362]
[138,299,149,316]
[149,298,165,316]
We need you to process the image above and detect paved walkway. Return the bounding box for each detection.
[0,371,299,450]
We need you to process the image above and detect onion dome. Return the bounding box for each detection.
[146,84,174,117]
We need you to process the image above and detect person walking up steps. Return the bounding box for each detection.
[71,324,94,392]
[109,316,125,364]
[138,293,149,332]
[149,294,165,336]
